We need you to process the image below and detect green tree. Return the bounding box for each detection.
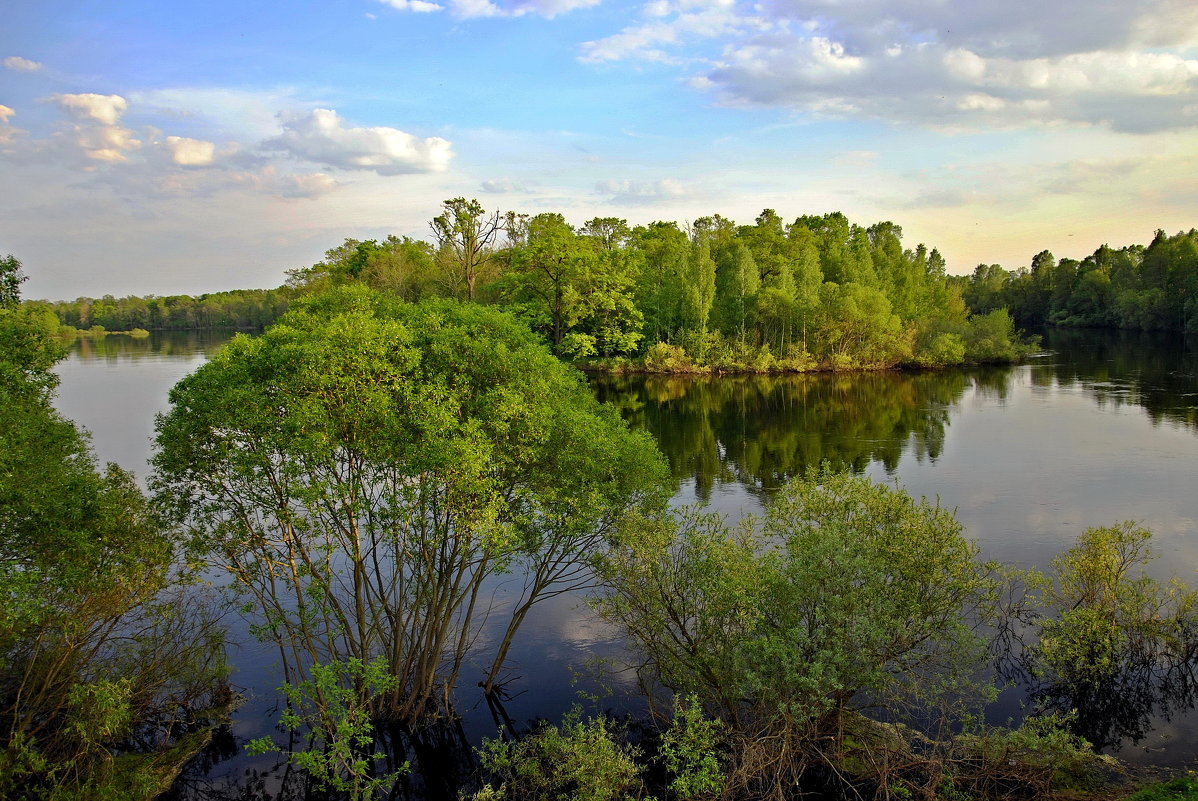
[595,471,998,797]
[1,262,224,800]
[152,286,668,727]
[1,254,25,309]
[431,197,503,301]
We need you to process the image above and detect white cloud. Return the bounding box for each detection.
[41,94,143,163]
[0,105,21,147]
[48,93,128,125]
[580,0,1198,132]
[379,0,444,12]
[164,135,217,166]
[595,177,688,202]
[3,56,42,72]
[580,2,746,63]
[276,171,339,198]
[129,87,312,140]
[74,122,141,163]
[380,0,596,17]
[266,108,452,175]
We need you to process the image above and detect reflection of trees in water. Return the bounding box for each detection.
[1034,328,1198,431]
[593,370,972,501]
[1031,650,1198,753]
[70,330,232,361]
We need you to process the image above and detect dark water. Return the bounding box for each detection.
[52,327,1198,787]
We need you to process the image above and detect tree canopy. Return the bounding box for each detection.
[152,285,669,728]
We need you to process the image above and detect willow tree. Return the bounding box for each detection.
[152,286,668,726]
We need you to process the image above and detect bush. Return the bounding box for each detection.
[473,710,644,801]
[595,470,1001,798]
[642,342,699,373]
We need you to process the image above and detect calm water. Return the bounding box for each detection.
[52,328,1198,787]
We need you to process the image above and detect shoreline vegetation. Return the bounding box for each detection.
[27,204,1190,377]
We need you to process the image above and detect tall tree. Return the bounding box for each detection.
[431,197,503,301]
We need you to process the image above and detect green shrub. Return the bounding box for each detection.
[473,710,644,801]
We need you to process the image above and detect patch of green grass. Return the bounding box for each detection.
[1127,774,1198,801]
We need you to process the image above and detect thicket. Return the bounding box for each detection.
[463,474,1197,801]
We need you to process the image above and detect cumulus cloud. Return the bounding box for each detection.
[266,108,452,175]
[49,93,129,125]
[0,105,21,146]
[41,93,143,162]
[4,56,42,72]
[595,177,688,202]
[581,0,1198,132]
[163,135,217,166]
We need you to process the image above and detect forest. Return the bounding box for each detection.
[34,203,1197,374]
[36,201,1042,372]
[960,229,1198,332]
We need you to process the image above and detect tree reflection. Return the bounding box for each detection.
[593,370,973,500]
[1034,328,1198,431]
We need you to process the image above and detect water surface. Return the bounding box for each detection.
[52,327,1198,785]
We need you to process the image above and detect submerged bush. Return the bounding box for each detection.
[595,470,1002,798]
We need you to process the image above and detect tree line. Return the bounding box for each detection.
[959,228,1198,332]
[35,200,1035,370]
[42,286,296,334]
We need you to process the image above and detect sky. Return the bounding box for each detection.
[1,0,1196,300]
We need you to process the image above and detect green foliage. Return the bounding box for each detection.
[962,229,1198,333]
[963,309,1022,363]
[153,285,668,725]
[595,470,1000,797]
[1127,774,1198,801]
[657,695,725,800]
[1,258,226,800]
[1,254,26,308]
[642,342,700,373]
[248,657,405,801]
[1033,523,1197,687]
[473,709,644,801]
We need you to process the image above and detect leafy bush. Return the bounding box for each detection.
[596,470,1001,798]
[643,342,698,373]
[473,710,644,801]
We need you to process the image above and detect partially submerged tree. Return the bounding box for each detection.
[152,286,668,730]
[595,471,1000,797]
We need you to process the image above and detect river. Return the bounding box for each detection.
[52,327,1198,793]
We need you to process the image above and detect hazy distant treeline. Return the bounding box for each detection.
[43,286,297,333]
[960,228,1198,332]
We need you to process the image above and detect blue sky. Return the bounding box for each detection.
[2,0,1196,298]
